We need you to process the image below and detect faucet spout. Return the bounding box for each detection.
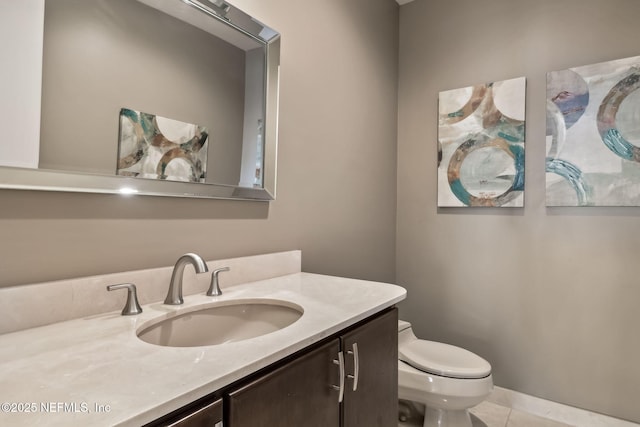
[164,253,209,305]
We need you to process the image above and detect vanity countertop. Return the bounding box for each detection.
[0,272,406,426]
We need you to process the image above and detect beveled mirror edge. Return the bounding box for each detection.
[263,35,281,200]
[0,0,279,202]
[0,166,274,200]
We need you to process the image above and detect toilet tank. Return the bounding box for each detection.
[398,320,411,332]
[398,320,418,348]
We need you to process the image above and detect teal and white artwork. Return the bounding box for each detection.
[117,108,209,183]
[546,55,640,206]
[437,77,526,207]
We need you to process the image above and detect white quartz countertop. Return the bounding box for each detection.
[0,272,406,426]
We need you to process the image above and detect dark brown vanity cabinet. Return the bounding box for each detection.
[147,308,398,427]
[340,308,398,427]
[226,308,398,427]
[226,338,341,426]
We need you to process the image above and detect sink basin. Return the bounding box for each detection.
[137,299,303,347]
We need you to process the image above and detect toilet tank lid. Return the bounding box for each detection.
[398,320,411,332]
[399,340,491,379]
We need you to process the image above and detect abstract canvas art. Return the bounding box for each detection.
[546,55,640,206]
[117,108,209,183]
[438,77,526,207]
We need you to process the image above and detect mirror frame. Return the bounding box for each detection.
[0,0,280,201]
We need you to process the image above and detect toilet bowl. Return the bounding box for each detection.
[398,320,493,427]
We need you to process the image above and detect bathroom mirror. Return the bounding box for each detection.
[0,0,280,200]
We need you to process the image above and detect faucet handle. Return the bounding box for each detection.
[107,283,143,315]
[207,267,230,296]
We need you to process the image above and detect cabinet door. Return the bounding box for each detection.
[341,308,398,427]
[226,339,341,427]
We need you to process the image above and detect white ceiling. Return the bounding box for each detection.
[396,0,415,4]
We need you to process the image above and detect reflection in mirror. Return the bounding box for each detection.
[0,0,280,200]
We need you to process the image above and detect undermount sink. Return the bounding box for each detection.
[137,299,304,348]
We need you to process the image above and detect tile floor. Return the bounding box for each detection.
[400,400,575,427]
[398,387,640,427]
[470,401,574,427]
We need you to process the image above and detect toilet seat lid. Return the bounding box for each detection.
[399,340,491,379]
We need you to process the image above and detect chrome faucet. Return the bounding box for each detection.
[164,253,209,305]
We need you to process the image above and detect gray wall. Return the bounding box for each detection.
[0,0,398,287]
[397,0,640,422]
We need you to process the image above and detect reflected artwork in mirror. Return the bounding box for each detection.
[0,0,280,200]
[116,108,209,183]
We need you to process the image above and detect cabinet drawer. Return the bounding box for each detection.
[150,398,223,427]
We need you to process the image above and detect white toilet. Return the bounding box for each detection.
[398,320,493,427]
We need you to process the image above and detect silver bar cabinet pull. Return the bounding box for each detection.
[347,343,360,391]
[332,351,345,403]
